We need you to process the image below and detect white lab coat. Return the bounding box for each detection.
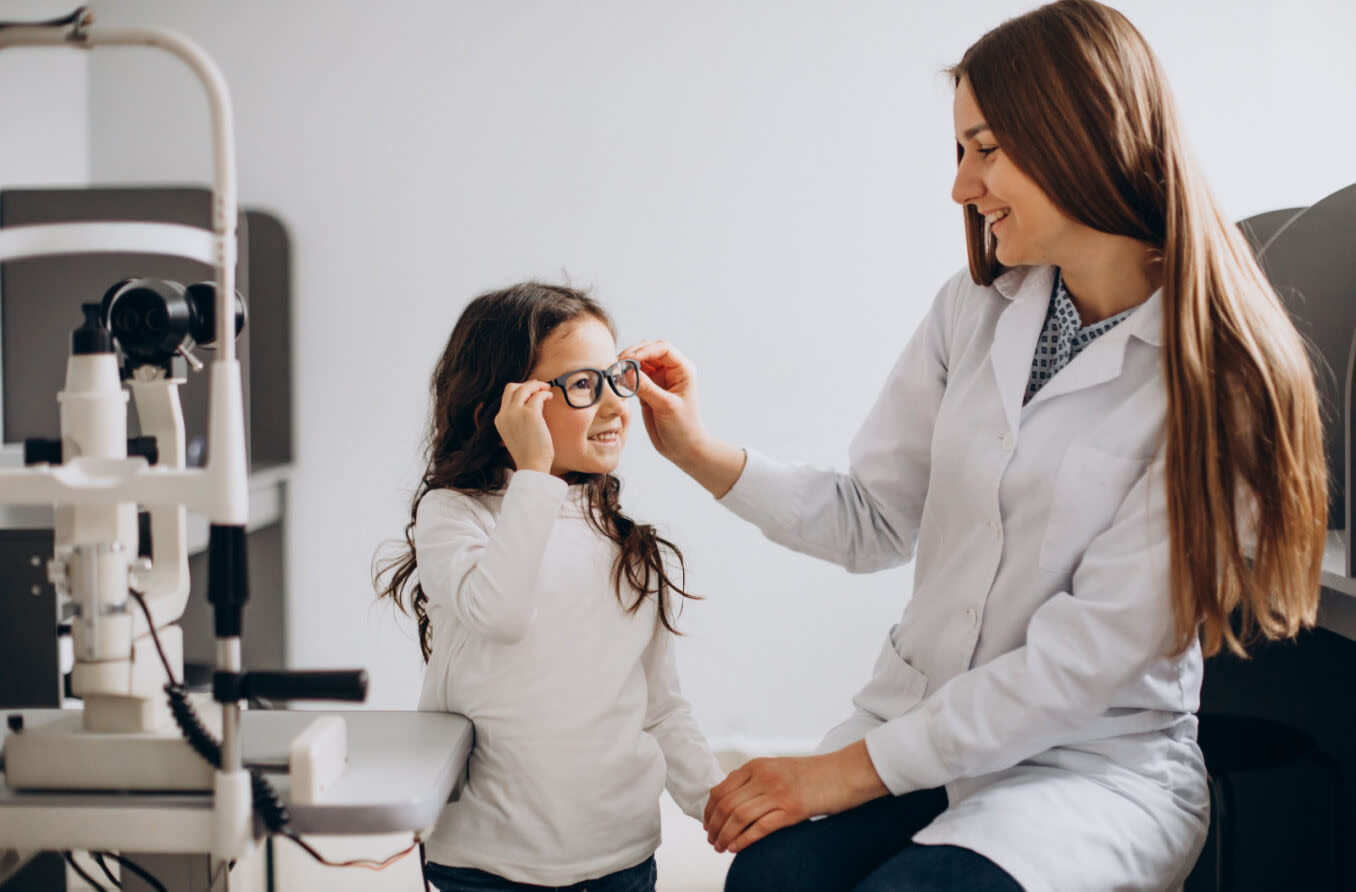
[720,265,1209,892]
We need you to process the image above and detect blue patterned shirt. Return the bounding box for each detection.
[1024,269,1133,404]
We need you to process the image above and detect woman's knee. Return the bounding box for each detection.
[723,829,823,892]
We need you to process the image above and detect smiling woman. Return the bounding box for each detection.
[621,1,1328,890]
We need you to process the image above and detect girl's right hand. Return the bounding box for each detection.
[495,381,554,474]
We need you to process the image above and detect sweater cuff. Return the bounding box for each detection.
[504,469,569,502]
[862,706,952,796]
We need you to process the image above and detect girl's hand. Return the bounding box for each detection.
[495,381,554,474]
[702,741,888,854]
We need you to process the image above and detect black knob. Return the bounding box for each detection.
[127,436,159,465]
[23,438,62,466]
[72,302,114,355]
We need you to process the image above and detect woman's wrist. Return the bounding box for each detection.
[679,437,746,499]
[819,741,889,814]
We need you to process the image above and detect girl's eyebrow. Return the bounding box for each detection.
[962,123,991,140]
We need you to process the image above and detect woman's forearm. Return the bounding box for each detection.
[677,437,748,499]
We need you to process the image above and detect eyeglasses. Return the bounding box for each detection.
[547,359,641,409]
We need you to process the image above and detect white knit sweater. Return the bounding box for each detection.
[415,470,721,885]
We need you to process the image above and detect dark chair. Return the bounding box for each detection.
[1185,714,1344,891]
[1184,192,1356,891]
[1251,184,1356,533]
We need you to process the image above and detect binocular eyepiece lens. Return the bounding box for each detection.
[100,277,246,365]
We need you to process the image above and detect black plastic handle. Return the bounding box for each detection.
[216,669,369,704]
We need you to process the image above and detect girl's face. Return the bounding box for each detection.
[530,316,631,477]
[951,77,1078,269]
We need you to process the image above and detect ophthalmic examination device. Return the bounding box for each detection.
[0,9,472,891]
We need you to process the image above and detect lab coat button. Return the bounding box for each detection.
[967,608,979,627]
[999,431,1015,452]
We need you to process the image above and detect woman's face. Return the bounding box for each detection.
[951,77,1077,269]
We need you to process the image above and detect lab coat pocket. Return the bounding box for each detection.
[851,627,929,721]
[1038,443,1147,575]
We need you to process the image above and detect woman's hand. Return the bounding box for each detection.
[619,340,707,463]
[495,381,554,474]
[621,340,746,497]
[702,741,888,854]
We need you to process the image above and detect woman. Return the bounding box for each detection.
[622,1,1327,890]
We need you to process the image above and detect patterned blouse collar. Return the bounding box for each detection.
[1023,269,1135,404]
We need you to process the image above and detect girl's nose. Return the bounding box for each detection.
[598,386,626,416]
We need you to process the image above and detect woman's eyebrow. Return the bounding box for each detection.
[962,122,991,140]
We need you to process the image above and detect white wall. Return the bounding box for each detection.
[77,0,1356,752]
[0,1,89,187]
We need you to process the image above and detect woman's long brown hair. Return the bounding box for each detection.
[374,282,695,662]
[953,0,1327,657]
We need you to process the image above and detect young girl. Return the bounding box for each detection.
[375,282,721,891]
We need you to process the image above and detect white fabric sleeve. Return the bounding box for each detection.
[413,471,569,644]
[717,274,960,573]
[862,456,1177,794]
[640,620,723,821]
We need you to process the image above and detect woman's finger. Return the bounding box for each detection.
[726,809,795,854]
[704,766,750,825]
[712,792,779,853]
[623,340,686,373]
[632,368,677,406]
[705,773,764,840]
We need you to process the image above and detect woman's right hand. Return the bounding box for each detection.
[622,340,746,498]
[495,381,554,474]
[620,340,708,465]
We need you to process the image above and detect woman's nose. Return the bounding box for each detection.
[951,156,983,206]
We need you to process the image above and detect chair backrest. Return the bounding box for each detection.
[1347,327,1355,574]
[1254,183,1356,533]
[1238,206,1306,256]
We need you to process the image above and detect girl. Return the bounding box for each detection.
[376,282,721,891]
[623,1,1327,890]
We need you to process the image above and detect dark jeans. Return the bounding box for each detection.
[724,789,1025,892]
[425,855,656,892]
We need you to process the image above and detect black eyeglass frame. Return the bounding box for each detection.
[546,358,641,409]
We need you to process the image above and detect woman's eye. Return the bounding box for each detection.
[570,378,592,390]
[978,146,999,157]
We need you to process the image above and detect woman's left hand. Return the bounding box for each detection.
[703,741,889,854]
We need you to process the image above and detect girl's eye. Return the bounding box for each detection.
[570,378,593,391]
[978,146,999,157]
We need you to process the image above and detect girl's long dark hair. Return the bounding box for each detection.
[374,281,696,662]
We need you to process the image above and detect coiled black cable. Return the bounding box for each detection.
[131,590,293,835]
